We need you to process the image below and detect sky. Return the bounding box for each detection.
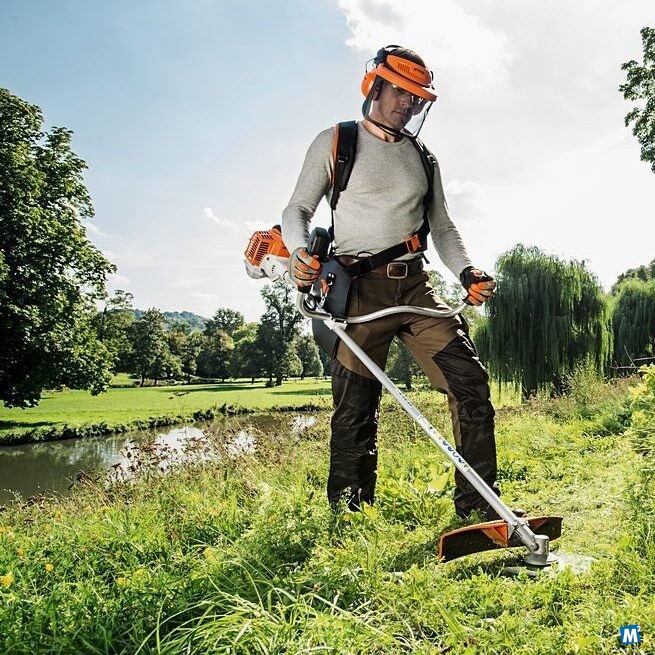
[1,0,654,321]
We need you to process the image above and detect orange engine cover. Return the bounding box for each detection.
[244,226,290,267]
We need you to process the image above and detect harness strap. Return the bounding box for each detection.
[329,122,436,277]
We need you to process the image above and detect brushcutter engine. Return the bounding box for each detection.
[243,225,330,286]
[244,225,291,282]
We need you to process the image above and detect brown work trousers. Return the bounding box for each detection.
[327,266,499,517]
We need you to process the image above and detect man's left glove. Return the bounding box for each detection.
[460,266,496,306]
[290,247,322,288]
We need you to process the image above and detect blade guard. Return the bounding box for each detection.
[438,516,563,562]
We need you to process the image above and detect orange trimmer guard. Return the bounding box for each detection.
[438,516,563,562]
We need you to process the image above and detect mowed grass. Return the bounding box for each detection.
[0,379,332,437]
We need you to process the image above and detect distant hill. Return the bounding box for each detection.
[133,310,208,332]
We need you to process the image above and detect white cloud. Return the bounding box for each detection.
[337,0,512,88]
[203,207,237,229]
[83,221,106,237]
[188,291,220,317]
[444,180,488,222]
[107,272,131,289]
[245,219,275,232]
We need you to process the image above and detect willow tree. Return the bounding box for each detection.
[611,279,655,369]
[475,245,611,397]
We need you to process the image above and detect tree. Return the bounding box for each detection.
[167,324,204,382]
[127,309,180,386]
[205,308,245,337]
[197,330,234,381]
[611,279,655,370]
[475,245,611,398]
[388,338,421,390]
[611,258,655,293]
[295,333,323,379]
[620,27,655,173]
[0,89,116,407]
[257,281,304,385]
[427,269,482,333]
[232,334,263,383]
[95,290,135,372]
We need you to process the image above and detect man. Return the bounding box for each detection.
[282,45,511,521]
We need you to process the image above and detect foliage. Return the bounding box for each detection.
[127,309,181,386]
[197,329,234,381]
[620,26,655,173]
[204,307,245,337]
[257,281,304,385]
[0,89,115,407]
[95,290,135,372]
[476,245,611,397]
[133,309,207,332]
[427,269,481,332]
[388,339,422,390]
[232,325,264,382]
[611,279,655,368]
[627,364,655,458]
[168,329,204,382]
[294,333,323,379]
[610,257,655,294]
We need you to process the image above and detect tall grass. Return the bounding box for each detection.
[0,372,652,653]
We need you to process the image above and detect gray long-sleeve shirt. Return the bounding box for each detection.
[281,122,472,279]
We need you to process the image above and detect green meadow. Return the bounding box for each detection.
[0,379,333,445]
[0,368,654,653]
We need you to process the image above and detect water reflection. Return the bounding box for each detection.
[0,412,320,504]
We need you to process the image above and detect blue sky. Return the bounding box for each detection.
[2,1,654,321]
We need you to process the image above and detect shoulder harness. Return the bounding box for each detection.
[329,120,436,278]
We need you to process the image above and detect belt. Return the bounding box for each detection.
[336,255,423,279]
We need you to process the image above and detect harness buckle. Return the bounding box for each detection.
[405,234,421,253]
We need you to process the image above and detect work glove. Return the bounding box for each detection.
[290,247,322,288]
[460,266,496,306]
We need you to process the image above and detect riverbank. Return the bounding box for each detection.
[0,379,332,446]
[1,372,651,653]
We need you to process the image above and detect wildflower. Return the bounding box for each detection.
[116,577,129,588]
[0,572,14,588]
[45,563,54,573]
[53,511,62,521]
[203,547,214,560]
[16,548,25,558]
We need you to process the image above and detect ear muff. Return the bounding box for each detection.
[374,44,402,66]
[361,44,402,97]
[361,69,377,98]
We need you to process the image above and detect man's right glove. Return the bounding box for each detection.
[460,266,496,306]
[290,247,322,288]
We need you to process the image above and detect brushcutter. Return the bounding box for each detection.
[244,225,562,567]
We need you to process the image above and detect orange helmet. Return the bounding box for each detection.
[361,45,436,138]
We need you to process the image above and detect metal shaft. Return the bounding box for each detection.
[328,320,541,553]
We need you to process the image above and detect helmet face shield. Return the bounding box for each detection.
[362,77,434,138]
[360,48,437,138]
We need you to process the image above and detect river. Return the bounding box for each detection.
[0,413,319,505]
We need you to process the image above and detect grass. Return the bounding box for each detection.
[0,370,653,653]
[0,379,332,443]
